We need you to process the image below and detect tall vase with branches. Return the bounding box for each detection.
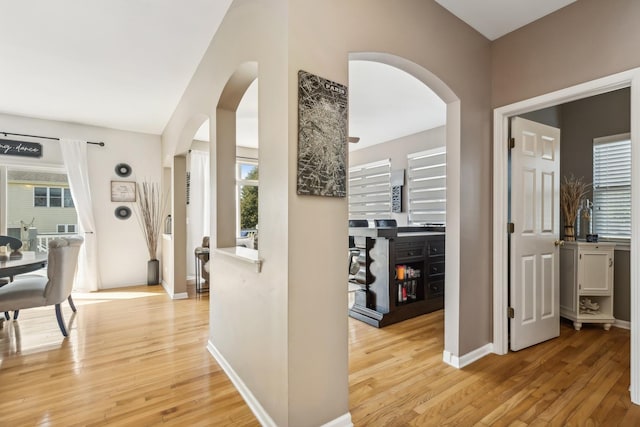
[134,181,167,285]
[560,175,590,241]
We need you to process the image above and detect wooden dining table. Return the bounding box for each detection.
[0,253,48,279]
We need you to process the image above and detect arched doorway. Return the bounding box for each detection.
[348,52,463,365]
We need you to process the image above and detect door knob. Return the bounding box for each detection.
[554,240,565,247]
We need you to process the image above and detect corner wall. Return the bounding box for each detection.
[492,0,640,107]
[0,112,161,287]
[162,0,492,425]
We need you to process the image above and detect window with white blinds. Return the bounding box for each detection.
[407,147,446,225]
[348,160,391,220]
[593,133,631,240]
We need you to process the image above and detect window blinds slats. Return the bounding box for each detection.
[348,160,391,220]
[593,136,631,240]
[349,193,391,204]
[408,148,446,225]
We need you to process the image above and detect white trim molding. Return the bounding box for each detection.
[321,413,354,427]
[615,319,631,330]
[443,343,493,369]
[207,340,278,427]
[492,67,640,405]
[161,280,188,300]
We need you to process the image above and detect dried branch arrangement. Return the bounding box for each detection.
[560,175,590,227]
[134,181,167,260]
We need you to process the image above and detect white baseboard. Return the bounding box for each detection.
[160,280,188,299]
[443,343,493,368]
[615,319,631,330]
[321,413,353,427]
[171,292,188,300]
[207,340,277,427]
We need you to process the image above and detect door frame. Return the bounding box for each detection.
[492,67,640,404]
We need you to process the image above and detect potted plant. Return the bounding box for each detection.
[560,175,590,241]
[134,181,167,285]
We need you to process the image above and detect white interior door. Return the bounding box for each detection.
[510,117,561,351]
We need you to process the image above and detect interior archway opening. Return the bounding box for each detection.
[215,62,259,252]
[346,52,462,364]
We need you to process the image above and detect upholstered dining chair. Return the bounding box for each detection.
[0,236,83,337]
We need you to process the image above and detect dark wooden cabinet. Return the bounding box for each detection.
[348,228,444,327]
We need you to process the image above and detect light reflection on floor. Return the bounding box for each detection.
[0,286,168,360]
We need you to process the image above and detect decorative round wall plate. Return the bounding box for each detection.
[115,163,132,177]
[115,206,131,220]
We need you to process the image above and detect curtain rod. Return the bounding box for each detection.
[0,131,105,146]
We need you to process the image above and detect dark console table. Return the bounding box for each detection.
[348,226,445,327]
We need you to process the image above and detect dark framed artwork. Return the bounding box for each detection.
[297,70,348,197]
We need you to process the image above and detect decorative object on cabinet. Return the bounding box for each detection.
[390,169,405,213]
[560,241,615,331]
[296,70,348,198]
[133,181,167,285]
[115,163,132,177]
[576,198,593,240]
[560,175,590,241]
[110,180,136,202]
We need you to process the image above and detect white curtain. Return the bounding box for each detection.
[60,138,102,291]
[187,150,210,276]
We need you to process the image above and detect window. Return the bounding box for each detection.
[407,147,446,225]
[348,160,391,220]
[49,187,62,207]
[56,224,77,233]
[34,187,48,207]
[64,188,75,208]
[593,133,631,240]
[33,186,74,208]
[237,161,258,236]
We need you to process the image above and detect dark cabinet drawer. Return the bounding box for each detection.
[428,239,445,257]
[427,280,444,297]
[428,261,445,276]
[395,243,424,261]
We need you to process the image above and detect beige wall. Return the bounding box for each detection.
[349,127,446,225]
[492,0,640,108]
[163,0,290,424]
[290,0,492,376]
[0,112,161,288]
[162,0,492,425]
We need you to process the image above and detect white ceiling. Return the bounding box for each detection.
[0,0,573,144]
[348,61,445,151]
[0,0,233,135]
[435,0,576,40]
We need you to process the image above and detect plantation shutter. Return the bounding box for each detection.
[407,147,446,225]
[593,135,631,240]
[348,160,391,220]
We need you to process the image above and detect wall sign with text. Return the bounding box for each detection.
[0,139,43,158]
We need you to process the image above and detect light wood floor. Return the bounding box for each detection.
[1,286,639,426]
[349,311,640,426]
